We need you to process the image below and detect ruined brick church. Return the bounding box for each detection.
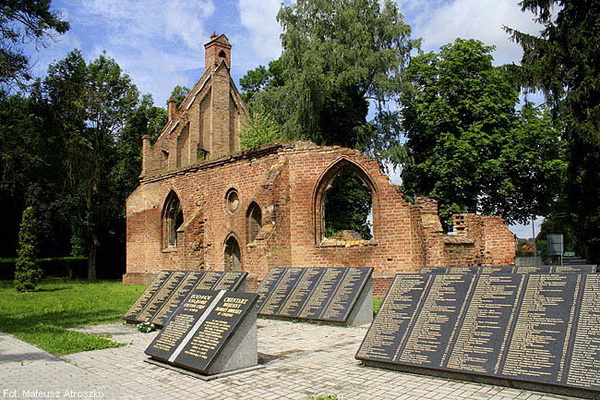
[124,34,515,292]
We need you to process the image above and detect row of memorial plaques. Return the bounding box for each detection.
[123,270,247,326]
[255,267,373,324]
[356,273,600,398]
[145,289,259,375]
[420,265,596,274]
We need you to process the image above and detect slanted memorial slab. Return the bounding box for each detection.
[356,273,600,399]
[123,270,247,325]
[255,267,373,325]
[145,289,259,376]
[419,265,596,274]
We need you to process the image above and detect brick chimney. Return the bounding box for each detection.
[167,98,177,121]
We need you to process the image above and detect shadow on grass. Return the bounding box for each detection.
[33,287,68,293]
[0,311,127,355]
[0,309,124,334]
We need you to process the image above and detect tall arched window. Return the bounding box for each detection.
[224,236,241,271]
[314,159,375,243]
[246,202,262,242]
[162,191,184,248]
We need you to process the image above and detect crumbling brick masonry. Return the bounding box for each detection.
[124,34,516,295]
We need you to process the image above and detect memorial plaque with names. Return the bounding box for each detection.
[123,270,247,324]
[151,272,203,327]
[255,267,373,324]
[419,265,595,274]
[356,273,600,399]
[553,265,597,273]
[123,271,172,323]
[150,271,248,327]
[136,271,188,322]
[145,289,259,375]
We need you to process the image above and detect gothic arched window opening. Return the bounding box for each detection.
[247,202,262,242]
[224,236,241,271]
[163,191,184,248]
[321,168,373,241]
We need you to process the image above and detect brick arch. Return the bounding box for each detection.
[312,157,378,243]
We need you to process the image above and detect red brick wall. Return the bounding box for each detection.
[125,142,516,285]
[452,213,516,266]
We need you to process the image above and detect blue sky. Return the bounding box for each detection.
[30,0,543,106]
[26,0,544,237]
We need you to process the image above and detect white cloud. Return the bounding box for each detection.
[509,216,544,239]
[237,0,282,60]
[162,1,215,51]
[35,0,217,105]
[398,0,542,65]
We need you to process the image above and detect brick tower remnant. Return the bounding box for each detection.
[140,33,244,176]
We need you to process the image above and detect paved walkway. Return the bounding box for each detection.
[0,320,580,400]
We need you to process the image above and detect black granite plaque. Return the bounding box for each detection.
[445,274,524,374]
[356,273,600,399]
[254,267,287,310]
[211,271,248,291]
[419,266,514,274]
[123,270,247,324]
[145,290,217,361]
[566,275,600,389]
[149,271,248,327]
[150,272,203,327]
[420,265,595,274]
[137,271,188,322]
[553,265,596,273]
[255,267,373,324]
[123,271,172,323]
[145,289,259,375]
[516,265,549,274]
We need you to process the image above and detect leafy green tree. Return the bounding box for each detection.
[44,50,139,281]
[501,103,566,220]
[400,39,564,225]
[244,0,417,154]
[0,0,69,92]
[114,94,167,194]
[239,60,284,103]
[14,206,43,291]
[0,88,73,258]
[170,85,190,107]
[239,106,282,150]
[506,1,600,261]
[324,171,372,240]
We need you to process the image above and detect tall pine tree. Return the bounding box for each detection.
[506,1,600,261]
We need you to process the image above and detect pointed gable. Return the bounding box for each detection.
[141,34,247,177]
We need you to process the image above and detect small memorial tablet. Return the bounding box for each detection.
[255,267,373,325]
[145,289,259,376]
[123,270,247,325]
[356,273,600,399]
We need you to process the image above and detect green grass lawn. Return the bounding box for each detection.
[0,278,145,355]
[373,297,383,315]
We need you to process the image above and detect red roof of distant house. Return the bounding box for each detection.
[522,242,535,253]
